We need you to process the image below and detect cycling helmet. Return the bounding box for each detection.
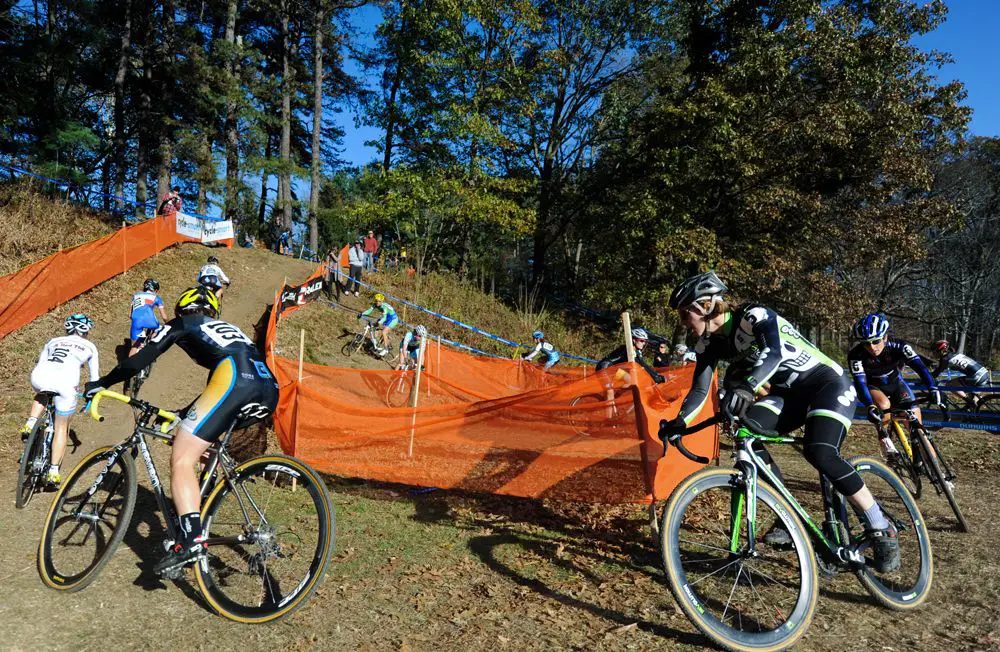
[532,330,544,340]
[64,313,93,336]
[933,339,950,354]
[415,325,428,337]
[143,278,159,292]
[207,255,218,264]
[631,328,649,341]
[851,313,890,342]
[175,285,220,318]
[374,293,385,302]
[669,271,728,313]
[674,343,689,354]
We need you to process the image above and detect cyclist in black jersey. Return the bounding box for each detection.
[596,327,665,384]
[930,339,990,409]
[660,271,900,572]
[846,313,941,458]
[85,286,278,576]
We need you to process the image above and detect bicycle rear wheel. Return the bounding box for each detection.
[568,394,604,436]
[846,457,934,608]
[197,455,335,623]
[340,334,363,357]
[660,467,818,652]
[914,428,969,532]
[385,372,412,408]
[38,446,138,591]
[15,420,45,509]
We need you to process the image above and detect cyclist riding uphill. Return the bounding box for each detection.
[397,324,428,370]
[129,278,169,356]
[930,339,990,409]
[197,255,231,299]
[524,330,561,369]
[358,293,398,356]
[20,314,99,487]
[84,286,278,577]
[847,313,941,458]
[660,271,900,572]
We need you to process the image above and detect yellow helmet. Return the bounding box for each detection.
[374,293,385,302]
[175,285,220,318]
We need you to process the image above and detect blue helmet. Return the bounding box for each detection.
[532,330,544,340]
[851,313,890,342]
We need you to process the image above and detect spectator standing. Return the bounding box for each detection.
[347,238,365,296]
[653,341,671,368]
[363,231,379,271]
[158,187,182,217]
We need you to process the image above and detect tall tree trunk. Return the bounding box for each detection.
[156,0,176,201]
[223,0,240,220]
[113,0,132,209]
[382,72,400,172]
[279,0,292,229]
[308,2,324,253]
[258,135,272,228]
[134,2,153,219]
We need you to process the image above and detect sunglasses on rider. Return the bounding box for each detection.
[863,338,884,346]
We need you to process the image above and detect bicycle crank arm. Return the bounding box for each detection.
[203,534,247,547]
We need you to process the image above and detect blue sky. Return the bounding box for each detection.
[334,1,1000,168]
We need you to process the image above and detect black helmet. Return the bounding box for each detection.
[143,278,159,292]
[174,285,220,318]
[207,255,218,264]
[669,271,728,311]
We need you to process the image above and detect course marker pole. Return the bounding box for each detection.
[408,336,427,458]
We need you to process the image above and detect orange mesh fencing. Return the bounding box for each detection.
[0,214,231,340]
[266,266,719,503]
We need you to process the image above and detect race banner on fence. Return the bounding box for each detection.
[175,212,235,243]
[280,276,326,310]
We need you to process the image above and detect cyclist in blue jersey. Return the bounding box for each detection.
[397,324,428,369]
[931,339,991,409]
[359,293,398,356]
[524,331,561,369]
[847,313,941,459]
[129,279,169,356]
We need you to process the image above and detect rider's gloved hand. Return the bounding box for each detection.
[721,382,756,422]
[929,388,943,407]
[653,373,665,385]
[659,417,686,443]
[866,404,883,425]
[83,380,105,399]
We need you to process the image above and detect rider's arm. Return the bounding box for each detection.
[634,350,660,382]
[97,318,183,387]
[155,296,168,323]
[902,342,936,389]
[359,307,374,320]
[524,342,542,361]
[742,307,784,392]
[928,354,948,378]
[87,343,100,382]
[596,347,625,372]
[677,354,719,425]
[219,267,231,284]
[848,351,876,406]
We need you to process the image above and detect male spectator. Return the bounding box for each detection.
[279,228,292,256]
[347,238,365,296]
[158,186,182,217]
[363,230,379,271]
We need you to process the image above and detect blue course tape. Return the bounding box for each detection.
[328,269,599,363]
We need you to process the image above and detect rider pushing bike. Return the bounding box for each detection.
[660,271,900,572]
[85,285,278,576]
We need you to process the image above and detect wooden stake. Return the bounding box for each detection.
[622,312,635,362]
[298,328,305,381]
[408,336,428,458]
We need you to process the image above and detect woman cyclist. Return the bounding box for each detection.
[358,293,398,356]
[524,330,561,369]
[660,271,899,571]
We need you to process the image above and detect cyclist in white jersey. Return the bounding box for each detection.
[197,255,231,298]
[19,314,100,486]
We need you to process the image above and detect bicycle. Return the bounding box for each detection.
[568,370,636,436]
[123,329,155,399]
[385,356,420,408]
[16,392,57,509]
[659,415,933,652]
[876,405,968,532]
[38,390,335,623]
[341,319,389,360]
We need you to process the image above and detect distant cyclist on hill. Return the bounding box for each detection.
[397,324,428,370]
[930,339,990,409]
[358,293,397,356]
[20,314,99,487]
[524,331,561,369]
[596,328,664,385]
[197,255,231,299]
[129,279,169,356]
[85,286,278,577]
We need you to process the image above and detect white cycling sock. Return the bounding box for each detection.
[24,416,38,428]
[863,503,889,530]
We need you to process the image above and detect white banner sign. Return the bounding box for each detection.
[175,212,234,243]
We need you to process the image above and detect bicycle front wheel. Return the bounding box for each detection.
[847,457,934,608]
[38,446,138,591]
[15,421,44,509]
[197,455,335,623]
[915,430,969,532]
[385,372,412,408]
[660,468,818,652]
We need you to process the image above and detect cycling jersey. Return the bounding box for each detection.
[847,339,936,407]
[198,264,231,290]
[32,335,100,415]
[931,352,990,385]
[677,303,851,426]
[97,314,278,442]
[399,331,423,359]
[361,302,398,328]
[524,341,561,368]
[596,345,659,382]
[130,291,163,341]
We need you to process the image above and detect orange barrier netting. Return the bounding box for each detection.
[267,266,719,504]
[0,215,232,340]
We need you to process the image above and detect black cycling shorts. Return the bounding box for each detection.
[179,357,278,442]
[870,376,916,408]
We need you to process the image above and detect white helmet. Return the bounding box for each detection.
[415,325,428,337]
[64,313,93,336]
[631,328,649,341]
[674,343,688,354]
